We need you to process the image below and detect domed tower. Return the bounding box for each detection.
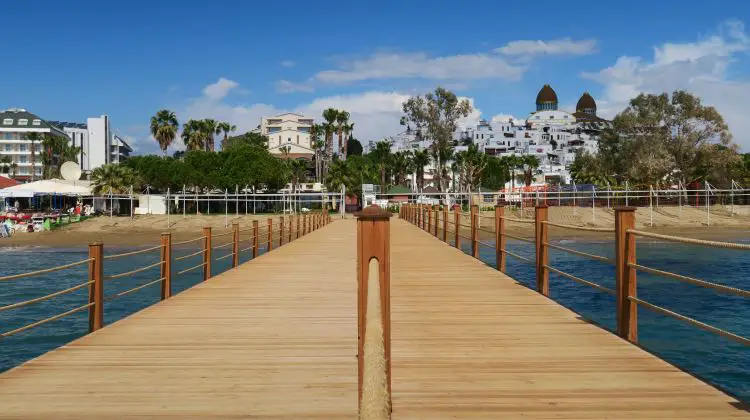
[576,92,597,116]
[535,84,558,111]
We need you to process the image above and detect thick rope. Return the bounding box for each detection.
[543,221,615,233]
[360,258,390,420]
[103,245,163,261]
[628,229,750,250]
[0,258,92,282]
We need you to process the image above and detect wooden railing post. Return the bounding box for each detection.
[252,220,259,258]
[433,206,439,236]
[471,205,479,258]
[203,226,212,281]
[454,207,461,249]
[279,217,285,246]
[288,216,293,243]
[442,205,448,242]
[232,223,239,268]
[427,206,432,233]
[296,214,301,239]
[534,205,549,296]
[615,207,638,343]
[355,205,392,414]
[160,233,172,299]
[267,218,273,251]
[88,242,104,332]
[495,204,506,272]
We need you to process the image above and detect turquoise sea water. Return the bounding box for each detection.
[0,235,748,402]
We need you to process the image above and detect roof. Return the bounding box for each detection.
[0,176,19,189]
[572,112,609,124]
[576,92,597,112]
[422,186,439,194]
[0,109,66,137]
[48,121,87,130]
[535,84,558,104]
[387,185,411,194]
[0,179,91,197]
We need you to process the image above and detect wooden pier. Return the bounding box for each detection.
[0,214,747,418]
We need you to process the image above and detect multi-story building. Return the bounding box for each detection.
[383,85,610,187]
[0,108,67,181]
[253,113,315,159]
[50,115,132,174]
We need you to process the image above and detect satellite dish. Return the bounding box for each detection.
[60,161,82,181]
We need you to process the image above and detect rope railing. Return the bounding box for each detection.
[0,280,94,313]
[105,261,164,280]
[104,245,163,261]
[398,203,750,349]
[0,211,334,342]
[0,258,92,282]
[542,220,615,233]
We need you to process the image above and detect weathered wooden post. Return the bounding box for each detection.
[442,205,448,242]
[534,205,549,295]
[427,206,432,233]
[203,226,212,281]
[495,203,506,272]
[355,205,392,416]
[160,233,172,299]
[615,207,638,343]
[252,220,259,258]
[88,242,104,332]
[454,207,461,249]
[433,206,439,236]
[471,205,479,258]
[288,216,293,243]
[303,214,308,235]
[232,223,240,268]
[279,217,285,246]
[267,218,273,251]
[296,214,301,239]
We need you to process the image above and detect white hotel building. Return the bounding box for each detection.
[253,112,315,160]
[0,108,131,181]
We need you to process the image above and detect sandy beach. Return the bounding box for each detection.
[2,205,749,248]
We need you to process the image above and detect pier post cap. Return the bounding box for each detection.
[614,206,637,212]
[534,204,549,209]
[354,205,393,220]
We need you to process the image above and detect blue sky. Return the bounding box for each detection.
[3,1,750,152]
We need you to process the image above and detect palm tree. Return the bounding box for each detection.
[309,123,323,180]
[411,149,430,191]
[322,108,338,171]
[90,164,140,194]
[287,159,308,194]
[521,155,540,186]
[0,155,11,174]
[201,119,219,152]
[370,140,392,188]
[26,132,41,181]
[325,159,349,194]
[217,121,237,150]
[390,151,413,186]
[150,109,179,157]
[182,120,204,151]
[41,135,80,178]
[335,110,350,157]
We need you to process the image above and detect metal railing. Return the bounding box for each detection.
[399,203,749,347]
[0,210,333,342]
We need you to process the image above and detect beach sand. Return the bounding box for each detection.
[2,205,749,248]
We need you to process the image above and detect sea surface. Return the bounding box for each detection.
[0,236,748,402]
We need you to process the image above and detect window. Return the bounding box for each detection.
[278,135,282,144]
[18,119,28,125]
[287,137,291,143]
[296,135,299,144]
[19,144,27,152]
[32,119,41,126]
[2,119,12,125]
[3,133,11,140]
[549,116,554,120]
[4,145,10,151]
[19,156,27,163]
[19,167,28,175]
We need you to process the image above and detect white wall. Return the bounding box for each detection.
[63,127,89,171]
[87,115,109,170]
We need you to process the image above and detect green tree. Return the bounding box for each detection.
[224,131,268,150]
[455,144,487,191]
[217,121,237,150]
[201,119,219,152]
[369,140,392,188]
[322,108,338,170]
[481,156,510,190]
[346,137,363,156]
[570,150,614,186]
[41,135,82,179]
[182,119,205,151]
[336,110,350,158]
[0,155,11,174]
[411,149,430,191]
[521,155,540,187]
[150,109,179,157]
[401,87,472,191]
[26,132,41,181]
[287,159,308,194]
[390,151,413,186]
[91,164,140,194]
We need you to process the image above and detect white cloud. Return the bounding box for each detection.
[280,60,296,68]
[582,20,750,150]
[276,79,315,93]
[201,77,240,101]
[313,52,526,84]
[496,38,598,57]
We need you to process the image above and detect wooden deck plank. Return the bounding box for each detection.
[389,219,748,419]
[0,220,358,419]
